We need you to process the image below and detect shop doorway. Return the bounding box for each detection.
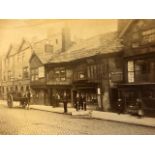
[73,88,98,110]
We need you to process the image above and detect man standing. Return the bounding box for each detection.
[63,91,68,113]
[117,98,123,114]
[26,90,31,110]
[75,92,80,111]
[82,93,87,111]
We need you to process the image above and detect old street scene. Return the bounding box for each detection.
[0,19,155,134]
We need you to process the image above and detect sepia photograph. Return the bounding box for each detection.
[0,19,155,135]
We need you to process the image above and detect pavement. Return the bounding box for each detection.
[1,100,155,128]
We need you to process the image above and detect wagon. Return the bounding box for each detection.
[7,92,28,108]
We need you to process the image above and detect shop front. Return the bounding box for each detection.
[117,83,155,116]
[31,85,47,105]
[72,82,100,110]
[47,85,72,107]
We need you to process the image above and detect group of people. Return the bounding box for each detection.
[75,93,87,111]
[61,92,88,114]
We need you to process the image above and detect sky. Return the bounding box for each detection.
[0,19,117,56]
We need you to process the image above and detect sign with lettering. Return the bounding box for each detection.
[111,72,123,82]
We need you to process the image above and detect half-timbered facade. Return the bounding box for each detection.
[30,31,123,111]
[118,19,155,115]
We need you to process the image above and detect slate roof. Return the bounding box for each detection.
[31,39,56,64]
[31,31,123,65]
[48,31,123,63]
[32,51,53,64]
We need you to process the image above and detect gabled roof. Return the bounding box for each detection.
[5,38,32,58]
[30,31,123,65]
[32,51,53,64]
[18,39,32,51]
[48,31,123,63]
[6,44,21,58]
[5,44,13,58]
[31,39,54,64]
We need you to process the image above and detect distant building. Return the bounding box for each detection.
[0,26,72,99]
[1,39,32,99]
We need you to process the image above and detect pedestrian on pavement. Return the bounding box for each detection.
[53,93,58,108]
[117,98,124,114]
[26,90,31,110]
[136,98,144,118]
[82,93,87,111]
[63,91,68,113]
[79,93,83,110]
[55,93,60,107]
[76,92,80,111]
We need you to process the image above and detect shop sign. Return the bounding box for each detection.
[110,72,123,82]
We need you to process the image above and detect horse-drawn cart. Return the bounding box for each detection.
[7,92,28,108]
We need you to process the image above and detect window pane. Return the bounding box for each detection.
[79,73,85,79]
[128,61,134,71]
[128,71,134,83]
[60,77,66,81]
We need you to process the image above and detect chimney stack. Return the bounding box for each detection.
[62,24,71,52]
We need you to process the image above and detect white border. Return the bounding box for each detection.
[0,0,155,155]
[0,0,154,18]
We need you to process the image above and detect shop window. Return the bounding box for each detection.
[127,61,134,83]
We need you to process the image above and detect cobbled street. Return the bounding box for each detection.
[0,104,155,135]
